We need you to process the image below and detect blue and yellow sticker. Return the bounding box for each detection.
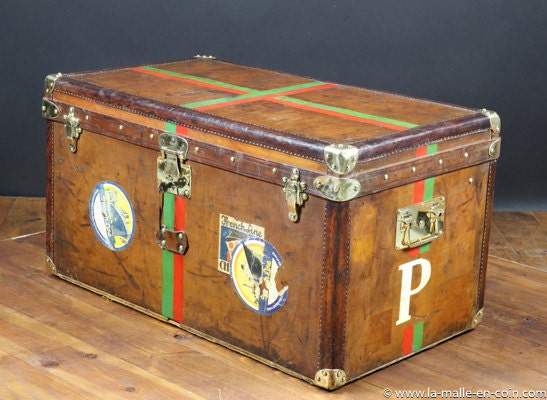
[230,238,288,315]
[89,181,135,251]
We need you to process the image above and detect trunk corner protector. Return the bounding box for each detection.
[314,369,347,390]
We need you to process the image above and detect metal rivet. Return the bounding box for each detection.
[384,174,389,180]
[411,166,416,173]
[150,133,154,139]
[438,159,443,165]
[272,167,277,174]
[178,245,184,252]
[464,152,469,158]
[119,124,123,130]
[161,240,166,246]
[177,233,183,239]
[469,178,474,184]
[230,156,235,163]
[85,115,90,121]
[194,146,199,152]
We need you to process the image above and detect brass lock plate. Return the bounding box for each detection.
[396,196,445,250]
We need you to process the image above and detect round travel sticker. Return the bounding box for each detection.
[230,238,288,314]
[89,181,135,251]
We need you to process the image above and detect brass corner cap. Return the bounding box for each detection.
[480,109,501,135]
[45,72,62,95]
[314,369,347,390]
[324,144,358,175]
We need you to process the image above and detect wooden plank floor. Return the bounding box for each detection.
[1,197,545,399]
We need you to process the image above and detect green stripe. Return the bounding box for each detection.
[276,96,418,128]
[165,121,177,133]
[141,66,253,93]
[143,65,418,129]
[412,321,424,351]
[182,81,329,109]
[423,144,438,201]
[162,192,175,318]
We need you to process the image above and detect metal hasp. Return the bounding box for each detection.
[282,168,308,222]
[396,196,445,250]
[314,369,347,390]
[63,106,82,153]
[157,132,192,198]
[324,144,358,174]
[157,226,188,254]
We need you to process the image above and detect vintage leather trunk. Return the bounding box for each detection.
[42,56,500,389]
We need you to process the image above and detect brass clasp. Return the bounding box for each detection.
[282,168,308,222]
[157,132,192,198]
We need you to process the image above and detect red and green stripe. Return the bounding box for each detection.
[161,122,187,323]
[131,65,418,131]
[402,320,424,356]
[409,143,438,257]
[401,143,438,353]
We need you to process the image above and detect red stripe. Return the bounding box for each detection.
[402,325,414,355]
[270,98,408,131]
[132,67,247,94]
[172,125,187,323]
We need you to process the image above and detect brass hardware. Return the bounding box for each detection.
[396,196,445,250]
[46,255,56,274]
[156,226,188,254]
[471,308,484,328]
[488,138,501,158]
[314,369,347,390]
[41,99,60,119]
[63,106,82,153]
[324,144,358,174]
[44,73,62,94]
[282,168,308,222]
[313,176,360,201]
[481,109,501,135]
[157,132,192,198]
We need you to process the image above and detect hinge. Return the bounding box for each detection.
[313,176,361,201]
[63,106,82,153]
[324,144,358,174]
[157,132,192,198]
[480,109,501,137]
[45,72,62,95]
[157,226,188,254]
[314,369,347,390]
[41,99,60,119]
[282,168,308,222]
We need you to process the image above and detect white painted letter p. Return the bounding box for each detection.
[396,258,431,325]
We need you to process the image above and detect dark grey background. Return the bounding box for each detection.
[1,0,546,210]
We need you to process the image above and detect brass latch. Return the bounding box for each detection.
[157,132,192,198]
[282,168,308,222]
[157,226,188,254]
[64,106,82,153]
[396,196,445,250]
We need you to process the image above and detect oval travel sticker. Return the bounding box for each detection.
[230,238,288,315]
[89,181,135,251]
